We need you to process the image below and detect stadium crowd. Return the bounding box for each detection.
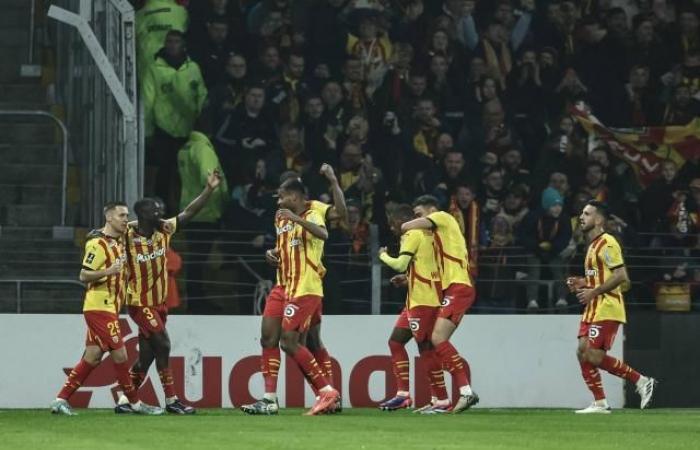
[133,0,700,313]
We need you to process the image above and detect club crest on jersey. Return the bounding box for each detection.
[585,269,598,277]
[290,238,302,247]
[284,304,298,317]
[409,318,420,331]
[136,247,166,263]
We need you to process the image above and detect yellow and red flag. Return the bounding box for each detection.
[571,106,700,187]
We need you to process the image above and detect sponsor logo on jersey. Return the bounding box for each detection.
[136,247,166,263]
[585,269,598,277]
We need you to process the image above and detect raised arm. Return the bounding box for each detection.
[320,163,348,228]
[400,217,433,233]
[177,169,222,226]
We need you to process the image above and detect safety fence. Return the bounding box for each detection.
[0,228,697,315]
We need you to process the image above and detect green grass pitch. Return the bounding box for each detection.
[3,408,700,449]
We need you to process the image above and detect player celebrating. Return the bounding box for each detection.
[274,178,340,415]
[379,204,447,412]
[569,201,657,414]
[125,170,222,414]
[241,164,346,415]
[50,202,163,416]
[401,195,478,413]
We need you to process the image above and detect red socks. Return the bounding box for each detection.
[599,355,641,383]
[291,346,329,392]
[580,360,606,400]
[114,361,139,403]
[313,348,334,388]
[434,341,470,388]
[422,349,448,401]
[129,369,146,389]
[389,340,410,393]
[262,347,282,394]
[158,368,176,398]
[57,359,96,400]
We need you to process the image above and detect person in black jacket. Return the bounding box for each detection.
[518,187,572,309]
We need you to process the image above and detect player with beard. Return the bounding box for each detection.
[568,201,656,413]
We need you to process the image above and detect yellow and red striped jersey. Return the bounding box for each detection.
[280,209,327,300]
[125,217,177,307]
[275,200,330,286]
[426,211,472,288]
[81,230,126,313]
[581,232,627,323]
[401,229,441,309]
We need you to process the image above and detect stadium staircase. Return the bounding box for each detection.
[0,0,83,313]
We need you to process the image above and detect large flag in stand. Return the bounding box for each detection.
[570,105,700,187]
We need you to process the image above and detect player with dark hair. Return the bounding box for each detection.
[272,177,340,415]
[568,201,657,413]
[401,195,479,413]
[378,204,448,413]
[50,202,162,416]
[241,163,347,415]
[124,170,222,414]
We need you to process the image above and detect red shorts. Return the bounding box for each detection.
[262,285,287,318]
[578,321,620,351]
[407,306,438,343]
[84,310,124,352]
[438,283,475,325]
[282,295,322,333]
[310,300,323,328]
[394,307,409,330]
[128,303,168,338]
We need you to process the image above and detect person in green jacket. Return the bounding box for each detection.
[177,123,229,313]
[136,0,189,77]
[143,29,208,213]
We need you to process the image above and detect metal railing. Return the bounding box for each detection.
[47,0,142,227]
[0,110,69,226]
[0,279,84,313]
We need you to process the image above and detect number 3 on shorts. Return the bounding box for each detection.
[143,307,154,321]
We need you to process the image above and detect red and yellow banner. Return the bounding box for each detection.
[571,107,700,187]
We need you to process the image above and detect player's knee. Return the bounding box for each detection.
[260,335,277,348]
[111,348,128,364]
[585,349,604,366]
[279,334,297,354]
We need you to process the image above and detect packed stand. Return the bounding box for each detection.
[132,0,700,314]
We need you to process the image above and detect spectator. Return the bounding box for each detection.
[580,161,608,203]
[143,30,208,212]
[497,183,530,232]
[337,142,383,222]
[209,54,248,127]
[345,12,393,95]
[480,166,506,222]
[342,56,370,116]
[500,148,530,189]
[216,84,277,185]
[661,83,700,125]
[613,64,660,126]
[189,15,237,87]
[250,44,282,84]
[518,187,572,309]
[430,148,469,203]
[267,51,310,125]
[640,159,682,234]
[446,182,480,277]
[136,0,188,76]
[177,121,230,313]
